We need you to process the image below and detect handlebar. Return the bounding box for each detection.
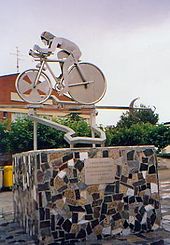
[29,49,40,57]
[29,49,51,58]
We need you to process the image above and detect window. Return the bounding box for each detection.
[3,111,8,119]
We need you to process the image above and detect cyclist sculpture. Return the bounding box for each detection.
[36,31,82,82]
[16,32,107,105]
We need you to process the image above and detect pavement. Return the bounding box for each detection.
[0,167,170,244]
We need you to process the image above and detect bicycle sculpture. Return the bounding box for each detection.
[16,32,107,105]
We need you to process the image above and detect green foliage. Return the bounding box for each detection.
[7,113,91,153]
[55,113,91,137]
[105,123,150,146]
[105,123,170,152]
[0,120,10,153]
[105,104,168,152]
[158,153,170,158]
[116,105,159,128]
[147,124,170,151]
[37,123,67,150]
[0,109,169,155]
[9,118,33,153]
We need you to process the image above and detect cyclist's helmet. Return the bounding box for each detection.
[41,31,55,46]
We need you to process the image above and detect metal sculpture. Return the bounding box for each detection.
[15,32,145,149]
[16,32,106,105]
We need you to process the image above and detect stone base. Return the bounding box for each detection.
[13,146,161,244]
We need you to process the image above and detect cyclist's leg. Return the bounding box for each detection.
[57,50,70,79]
[59,53,76,95]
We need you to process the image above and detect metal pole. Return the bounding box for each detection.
[90,109,97,148]
[33,121,37,150]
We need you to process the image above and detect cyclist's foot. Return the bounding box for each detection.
[59,85,69,95]
[55,74,64,91]
[56,74,63,82]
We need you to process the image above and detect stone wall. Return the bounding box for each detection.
[13,146,161,244]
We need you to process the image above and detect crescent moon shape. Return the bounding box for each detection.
[152,106,156,112]
[129,97,140,113]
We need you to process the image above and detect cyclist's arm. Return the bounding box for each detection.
[33,44,51,54]
[48,37,62,52]
[34,37,61,54]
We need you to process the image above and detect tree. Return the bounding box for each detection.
[0,120,10,153]
[116,104,159,128]
[105,123,170,152]
[36,113,91,150]
[105,123,152,146]
[55,113,91,137]
[3,111,169,155]
[9,118,33,153]
[147,124,170,152]
[8,114,91,153]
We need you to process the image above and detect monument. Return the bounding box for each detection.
[13,34,161,244]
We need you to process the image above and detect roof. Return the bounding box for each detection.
[0,73,19,78]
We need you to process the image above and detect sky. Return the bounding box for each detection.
[0,0,170,126]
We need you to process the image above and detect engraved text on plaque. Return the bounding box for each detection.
[85,158,116,185]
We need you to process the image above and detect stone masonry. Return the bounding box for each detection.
[13,146,161,244]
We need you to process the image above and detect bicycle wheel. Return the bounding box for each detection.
[67,62,107,104]
[15,69,52,104]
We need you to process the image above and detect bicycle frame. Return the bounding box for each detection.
[33,56,90,92]
[33,58,65,87]
[16,51,106,105]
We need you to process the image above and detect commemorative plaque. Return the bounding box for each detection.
[84,158,116,185]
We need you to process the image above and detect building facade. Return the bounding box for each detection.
[0,73,92,122]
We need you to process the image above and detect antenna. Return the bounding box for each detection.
[10,46,24,73]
